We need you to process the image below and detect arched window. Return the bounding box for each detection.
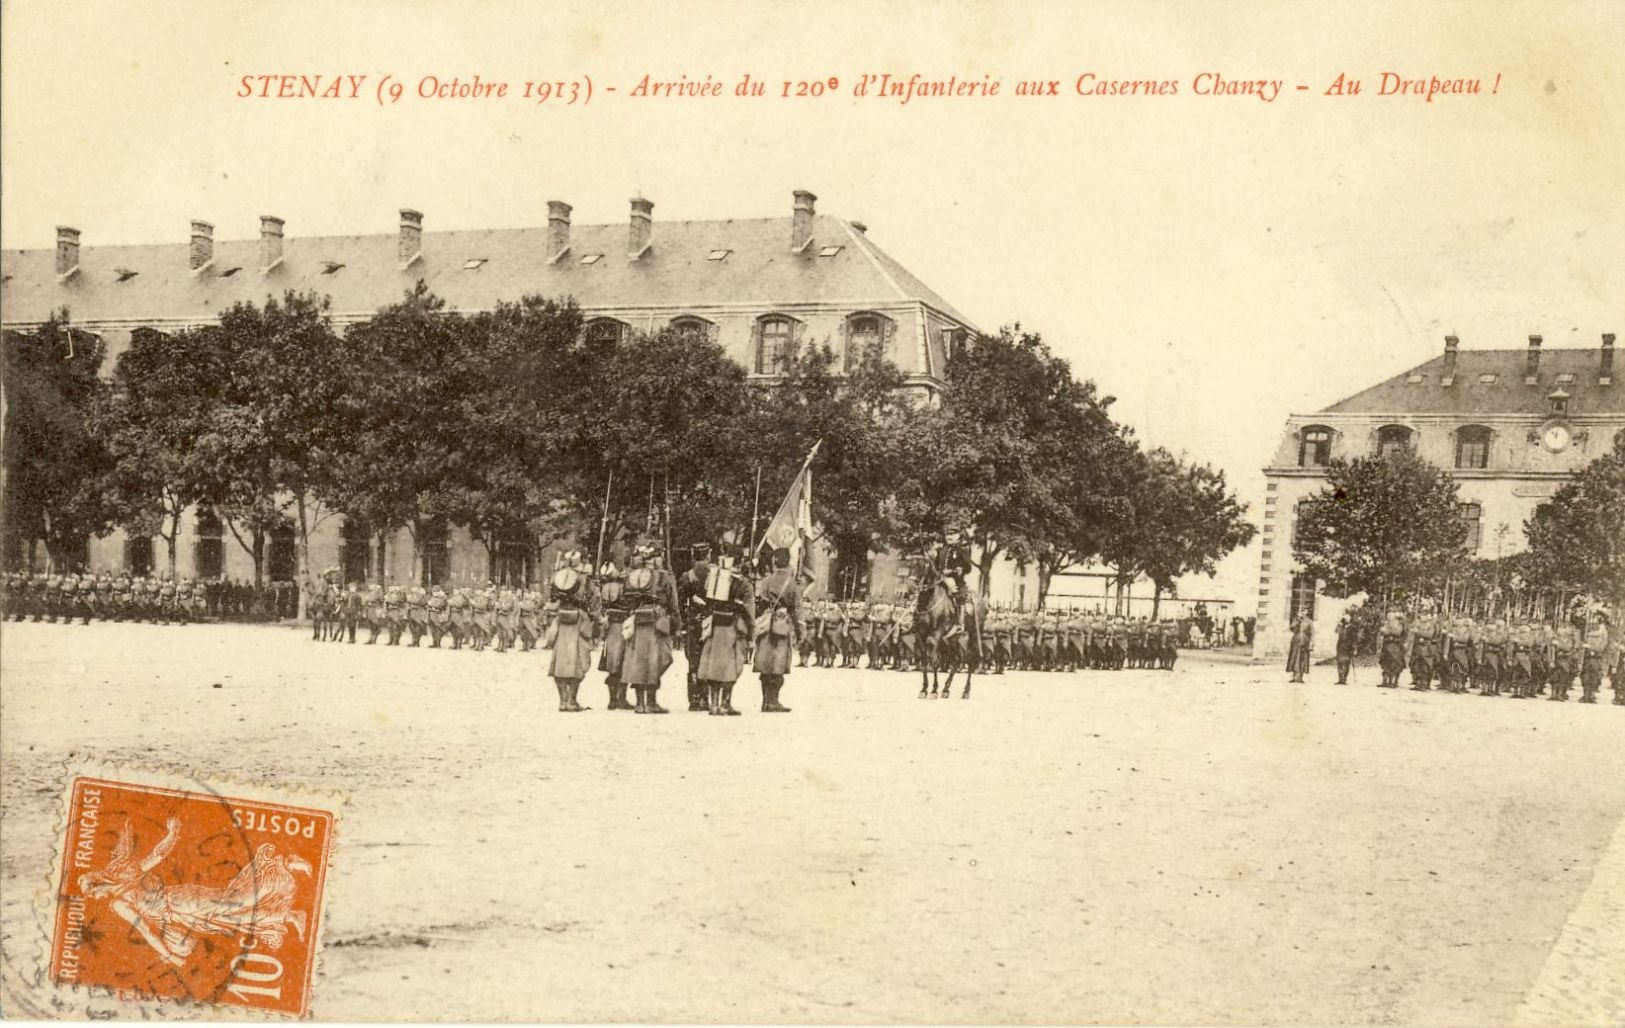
[753,315,797,376]
[585,318,627,348]
[340,518,371,584]
[1455,425,1491,469]
[844,312,893,372]
[1377,425,1413,459]
[1298,425,1332,467]
[1458,503,1483,555]
[420,521,449,586]
[669,316,713,344]
[194,509,224,579]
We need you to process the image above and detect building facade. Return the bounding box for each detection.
[2,190,1032,597]
[1254,334,1623,659]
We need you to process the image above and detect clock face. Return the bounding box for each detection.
[1542,423,1572,452]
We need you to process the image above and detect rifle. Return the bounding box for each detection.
[663,470,684,639]
[748,466,762,554]
[594,471,613,576]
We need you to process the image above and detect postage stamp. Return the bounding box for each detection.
[48,775,335,1017]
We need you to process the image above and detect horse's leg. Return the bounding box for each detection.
[919,649,930,698]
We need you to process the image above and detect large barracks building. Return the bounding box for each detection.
[1,190,996,595]
[1255,333,1624,659]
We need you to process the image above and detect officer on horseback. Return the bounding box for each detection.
[935,526,973,639]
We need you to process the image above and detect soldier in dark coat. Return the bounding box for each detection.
[405,584,428,646]
[1580,615,1610,704]
[1286,615,1314,683]
[752,548,805,712]
[384,581,407,645]
[1334,612,1359,685]
[1377,608,1408,688]
[677,542,715,711]
[596,562,633,710]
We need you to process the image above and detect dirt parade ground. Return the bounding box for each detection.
[2,620,1623,1025]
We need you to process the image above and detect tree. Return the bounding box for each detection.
[1,314,116,570]
[1524,427,1625,605]
[1292,450,1467,605]
[1136,457,1256,617]
[103,325,225,578]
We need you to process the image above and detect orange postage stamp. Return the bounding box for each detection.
[49,776,334,1016]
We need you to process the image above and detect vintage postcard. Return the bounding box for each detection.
[2,0,1622,1024]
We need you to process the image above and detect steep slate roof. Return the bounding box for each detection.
[1320,348,1622,416]
[0,214,973,328]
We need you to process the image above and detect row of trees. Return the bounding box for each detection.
[2,288,1257,612]
[1292,435,1625,617]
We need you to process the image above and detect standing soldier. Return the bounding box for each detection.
[1508,617,1536,699]
[695,542,755,716]
[990,608,1012,674]
[516,586,541,652]
[753,547,804,712]
[1441,612,1477,694]
[494,583,520,653]
[444,584,468,650]
[1286,613,1315,683]
[1477,615,1509,695]
[404,582,429,646]
[1531,617,1556,697]
[844,600,870,669]
[677,541,715,711]
[596,561,633,710]
[1406,602,1442,691]
[1334,612,1359,685]
[547,552,600,712]
[620,545,680,714]
[361,581,385,644]
[341,582,364,644]
[426,585,450,647]
[870,601,894,670]
[383,579,407,645]
[1579,613,1610,704]
[1549,617,1580,702]
[468,582,496,652]
[1377,607,1408,688]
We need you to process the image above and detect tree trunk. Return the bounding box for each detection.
[295,494,311,618]
[1151,586,1163,620]
[1036,562,1053,610]
[975,536,999,600]
[251,528,265,588]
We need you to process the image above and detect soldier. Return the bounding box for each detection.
[359,582,382,644]
[383,580,407,645]
[753,547,805,712]
[1508,617,1536,699]
[447,585,472,650]
[870,601,894,670]
[693,541,755,716]
[1441,612,1477,694]
[1549,617,1581,702]
[547,553,600,712]
[989,609,1012,674]
[425,585,449,647]
[677,541,715,711]
[1160,619,1181,670]
[1327,612,1354,684]
[172,577,192,625]
[620,545,680,714]
[404,582,428,646]
[1527,617,1553,698]
[494,584,520,653]
[515,586,540,652]
[469,582,497,652]
[1286,614,1314,683]
[1406,602,1442,691]
[1579,613,1610,704]
[1377,607,1407,688]
[1477,615,1509,695]
[596,561,633,710]
[338,582,361,643]
[820,599,845,668]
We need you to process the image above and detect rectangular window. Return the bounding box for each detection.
[1289,575,1316,623]
[1459,503,1483,555]
[125,536,154,576]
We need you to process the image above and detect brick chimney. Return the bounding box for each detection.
[55,226,81,278]
[398,208,423,267]
[791,189,817,253]
[1442,335,1459,384]
[1603,333,1616,383]
[547,200,572,261]
[259,216,285,272]
[1524,334,1542,382]
[628,196,653,258]
[189,220,214,271]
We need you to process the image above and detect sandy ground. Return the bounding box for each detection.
[2,619,1623,1025]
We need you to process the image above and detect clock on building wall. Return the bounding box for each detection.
[1539,419,1572,453]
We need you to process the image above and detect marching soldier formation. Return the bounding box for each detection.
[1302,603,1625,707]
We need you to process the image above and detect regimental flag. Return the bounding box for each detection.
[758,440,821,567]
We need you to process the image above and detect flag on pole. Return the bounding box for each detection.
[758,440,821,566]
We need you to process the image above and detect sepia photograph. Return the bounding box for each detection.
[1,1,1622,1024]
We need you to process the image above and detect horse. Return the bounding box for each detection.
[913,569,987,699]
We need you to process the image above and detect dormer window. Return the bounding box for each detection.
[1555,373,1576,385]
[670,316,714,344]
[844,312,894,372]
[706,249,731,261]
[585,318,627,348]
[1406,374,1425,384]
[817,245,844,258]
[462,258,488,270]
[1299,426,1332,467]
[1548,388,1570,416]
[579,254,603,265]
